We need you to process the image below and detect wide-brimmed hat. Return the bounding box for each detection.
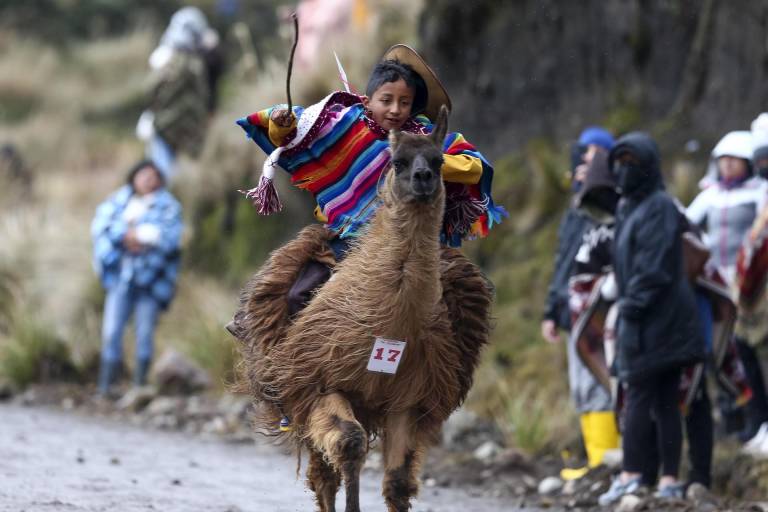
[382,44,451,122]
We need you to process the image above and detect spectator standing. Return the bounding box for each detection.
[599,133,704,504]
[687,130,768,443]
[561,147,621,480]
[541,127,614,343]
[136,7,219,179]
[91,160,183,396]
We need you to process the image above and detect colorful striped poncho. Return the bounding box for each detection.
[237,91,506,246]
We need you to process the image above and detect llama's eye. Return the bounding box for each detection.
[392,159,407,173]
[432,157,444,168]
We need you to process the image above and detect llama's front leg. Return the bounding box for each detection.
[307,447,341,512]
[381,411,426,512]
[306,393,367,512]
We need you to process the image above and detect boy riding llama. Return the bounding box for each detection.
[229,45,505,511]
[231,45,504,318]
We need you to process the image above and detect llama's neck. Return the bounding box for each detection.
[347,196,444,342]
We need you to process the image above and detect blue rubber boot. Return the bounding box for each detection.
[134,359,151,387]
[97,359,121,397]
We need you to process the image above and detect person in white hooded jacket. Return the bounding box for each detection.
[687,131,768,285]
[687,130,768,444]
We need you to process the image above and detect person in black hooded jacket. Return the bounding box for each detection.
[599,132,705,505]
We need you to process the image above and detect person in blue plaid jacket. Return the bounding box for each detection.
[91,160,182,396]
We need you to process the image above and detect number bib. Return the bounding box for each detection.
[366,337,406,374]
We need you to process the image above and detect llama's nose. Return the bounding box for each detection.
[413,168,434,183]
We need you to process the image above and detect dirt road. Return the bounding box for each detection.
[0,403,541,512]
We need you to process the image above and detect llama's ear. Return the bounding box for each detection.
[389,129,402,149]
[430,104,449,147]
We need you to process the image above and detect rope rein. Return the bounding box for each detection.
[286,13,299,114]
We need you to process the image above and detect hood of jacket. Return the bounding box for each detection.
[160,7,210,52]
[575,148,619,215]
[608,132,663,199]
[699,130,754,189]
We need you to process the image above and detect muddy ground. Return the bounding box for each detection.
[1,385,766,512]
[0,402,548,512]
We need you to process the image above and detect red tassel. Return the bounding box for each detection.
[444,187,486,237]
[240,175,283,215]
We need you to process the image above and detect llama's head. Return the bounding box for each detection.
[386,105,449,205]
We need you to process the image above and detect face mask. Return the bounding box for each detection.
[615,162,648,196]
[758,165,768,180]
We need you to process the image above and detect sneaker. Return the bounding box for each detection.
[754,430,768,459]
[598,475,641,506]
[742,422,768,454]
[654,482,685,499]
[738,418,768,443]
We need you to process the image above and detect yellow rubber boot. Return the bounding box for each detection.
[582,411,620,468]
[560,412,620,481]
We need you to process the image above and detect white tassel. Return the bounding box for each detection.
[240,146,284,215]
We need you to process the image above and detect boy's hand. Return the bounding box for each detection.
[270,109,295,128]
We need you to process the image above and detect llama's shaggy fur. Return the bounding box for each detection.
[233,107,493,511]
[232,224,336,403]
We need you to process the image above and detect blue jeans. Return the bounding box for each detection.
[101,283,161,364]
[146,134,176,180]
[695,291,713,354]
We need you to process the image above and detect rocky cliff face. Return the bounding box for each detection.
[420,0,768,158]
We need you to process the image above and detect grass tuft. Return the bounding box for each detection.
[495,381,550,453]
[0,313,80,388]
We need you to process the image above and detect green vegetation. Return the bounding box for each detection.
[0,85,39,124]
[496,382,550,454]
[177,310,238,392]
[0,313,79,388]
[0,268,16,333]
[185,196,305,286]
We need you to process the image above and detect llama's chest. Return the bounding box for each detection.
[336,325,461,414]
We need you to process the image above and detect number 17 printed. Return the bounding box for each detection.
[367,337,407,374]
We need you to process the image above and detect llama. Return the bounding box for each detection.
[234,106,493,512]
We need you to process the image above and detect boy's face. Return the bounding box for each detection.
[363,78,415,131]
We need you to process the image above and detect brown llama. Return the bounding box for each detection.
[234,105,493,512]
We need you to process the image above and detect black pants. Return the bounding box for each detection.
[686,381,713,487]
[641,377,713,488]
[286,237,350,317]
[624,368,683,478]
[287,260,332,317]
